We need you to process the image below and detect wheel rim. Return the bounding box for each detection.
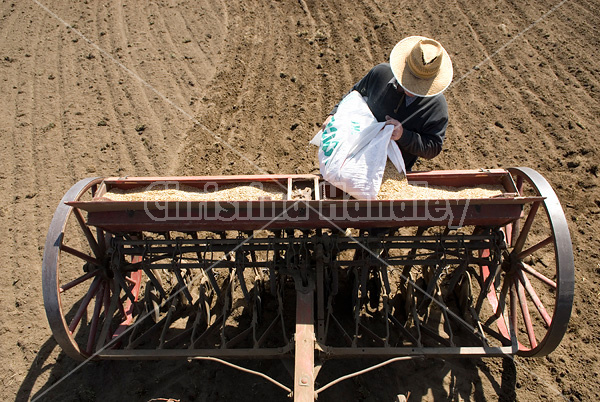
[481,167,574,357]
[42,178,142,360]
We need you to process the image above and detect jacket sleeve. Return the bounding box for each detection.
[396,99,448,160]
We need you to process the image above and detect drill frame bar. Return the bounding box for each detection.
[90,229,504,356]
[110,233,501,273]
[72,199,533,232]
[68,169,532,232]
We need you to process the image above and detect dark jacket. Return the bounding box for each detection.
[331,63,448,171]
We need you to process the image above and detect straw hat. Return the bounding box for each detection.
[389,36,453,97]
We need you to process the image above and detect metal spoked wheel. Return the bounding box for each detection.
[42,178,142,360]
[480,167,574,357]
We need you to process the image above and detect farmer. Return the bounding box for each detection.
[323,36,453,171]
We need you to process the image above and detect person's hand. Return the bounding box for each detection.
[385,115,403,140]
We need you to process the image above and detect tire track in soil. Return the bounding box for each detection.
[90,0,140,177]
[182,0,321,175]
[108,0,164,175]
[155,0,230,174]
[441,0,529,170]
[310,0,397,112]
[126,2,195,171]
[0,1,226,398]
[498,5,599,169]
[178,0,404,177]
[88,0,230,176]
[0,4,73,399]
[14,1,64,309]
[65,1,140,178]
[144,2,214,173]
[434,0,597,179]
[179,0,287,176]
[93,0,140,177]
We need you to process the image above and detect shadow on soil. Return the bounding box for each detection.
[17,342,517,401]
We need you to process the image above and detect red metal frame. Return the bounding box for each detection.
[68,170,535,232]
[42,168,574,401]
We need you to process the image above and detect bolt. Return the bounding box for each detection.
[299,375,310,386]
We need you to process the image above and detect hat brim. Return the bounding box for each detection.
[390,36,453,97]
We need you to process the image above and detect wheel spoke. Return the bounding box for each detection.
[60,244,103,267]
[509,278,518,345]
[476,258,499,312]
[102,281,112,326]
[512,201,541,254]
[97,281,120,351]
[517,235,553,259]
[496,276,510,319]
[86,282,106,354]
[515,277,537,348]
[73,207,102,259]
[69,276,103,333]
[521,262,556,289]
[482,274,510,341]
[517,269,552,327]
[60,269,100,293]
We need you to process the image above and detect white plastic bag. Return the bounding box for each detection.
[310,91,406,199]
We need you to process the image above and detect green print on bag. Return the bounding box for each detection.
[321,116,339,158]
[321,117,363,161]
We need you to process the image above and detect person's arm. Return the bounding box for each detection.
[396,110,447,159]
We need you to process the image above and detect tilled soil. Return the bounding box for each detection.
[1,0,599,401]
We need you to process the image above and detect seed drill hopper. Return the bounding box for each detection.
[42,168,574,400]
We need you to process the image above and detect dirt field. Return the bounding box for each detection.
[1,0,599,400]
